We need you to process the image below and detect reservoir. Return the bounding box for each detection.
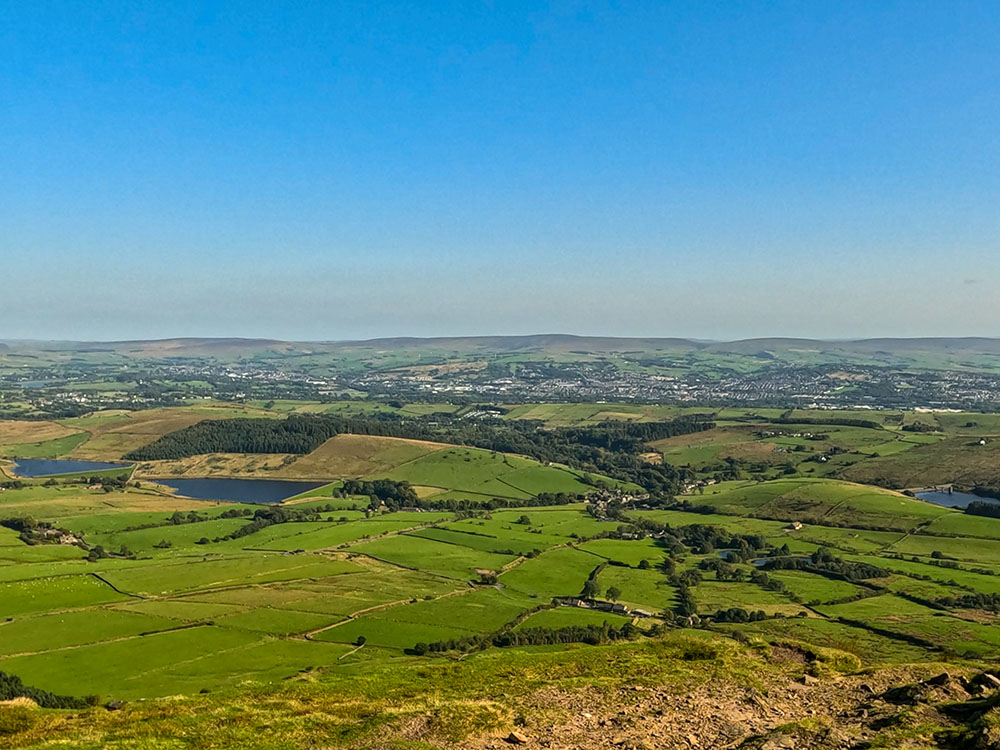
[154,478,328,504]
[915,490,1000,509]
[11,458,131,477]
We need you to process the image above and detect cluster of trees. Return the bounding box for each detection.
[170,510,211,524]
[87,545,134,561]
[965,500,1000,518]
[219,505,326,542]
[0,671,98,709]
[748,569,788,594]
[710,607,769,623]
[763,548,889,581]
[107,508,256,536]
[0,517,76,546]
[340,479,418,509]
[555,417,715,454]
[82,475,130,492]
[699,558,746,582]
[124,413,715,497]
[613,515,767,558]
[675,584,698,617]
[671,525,768,556]
[579,563,606,599]
[935,592,1000,612]
[124,414,371,460]
[412,621,642,654]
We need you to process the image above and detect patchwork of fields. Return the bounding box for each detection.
[4,404,1000,707]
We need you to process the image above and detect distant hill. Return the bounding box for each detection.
[3,334,1000,366]
[331,334,698,354]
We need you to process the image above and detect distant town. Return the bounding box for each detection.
[3,341,1000,418]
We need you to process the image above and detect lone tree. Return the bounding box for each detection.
[581,579,600,599]
[606,586,622,602]
[355,636,367,647]
[516,515,531,525]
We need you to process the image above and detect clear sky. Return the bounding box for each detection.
[2,1,998,341]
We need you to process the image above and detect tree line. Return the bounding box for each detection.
[761,547,889,581]
[0,671,98,709]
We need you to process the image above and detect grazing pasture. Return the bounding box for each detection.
[696,478,948,531]
[99,554,362,597]
[6,404,1000,706]
[694,581,804,617]
[0,609,178,656]
[500,547,601,599]
[596,566,677,611]
[349,534,517,580]
[380,448,602,499]
[1,574,131,617]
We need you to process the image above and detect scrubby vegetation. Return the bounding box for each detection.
[0,671,97,709]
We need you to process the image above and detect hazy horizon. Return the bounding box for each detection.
[3,2,998,341]
[4,332,1000,346]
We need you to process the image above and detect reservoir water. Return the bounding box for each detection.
[11,458,131,477]
[154,478,328,504]
[916,490,1000,509]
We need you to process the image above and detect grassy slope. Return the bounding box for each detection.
[1,633,987,750]
[841,435,1000,488]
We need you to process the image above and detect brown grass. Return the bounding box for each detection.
[134,453,299,479]
[0,420,82,448]
[840,435,1000,488]
[648,426,754,451]
[69,410,217,459]
[719,441,780,462]
[280,434,449,479]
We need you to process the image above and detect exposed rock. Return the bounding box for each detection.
[506,731,529,744]
[880,673,971,705]
[972,672,1000,691]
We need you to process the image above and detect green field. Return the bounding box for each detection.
[379,446,605,499]
[694,478,949,530]
[500,547,602,599]
[348,534,517,579]
[4,403,1000,725]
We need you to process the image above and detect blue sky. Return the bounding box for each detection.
[2,1,998,341]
